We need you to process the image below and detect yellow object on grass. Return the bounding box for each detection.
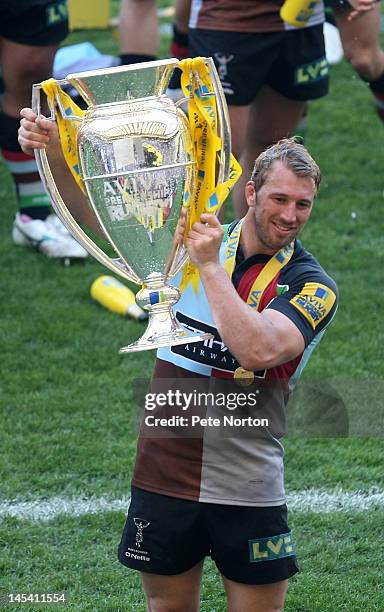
[91,276,147,321]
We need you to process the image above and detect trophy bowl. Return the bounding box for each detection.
[32,58,232,352]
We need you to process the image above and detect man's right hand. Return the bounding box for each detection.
[18,108,105,237]
[18,108,59,157]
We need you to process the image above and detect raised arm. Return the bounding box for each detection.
[186,213,305,371]
[18,108,104,237]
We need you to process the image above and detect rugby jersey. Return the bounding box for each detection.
[189,0,325,33]
[132,231,338,506]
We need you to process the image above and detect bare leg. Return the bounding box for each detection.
[174,0,192,32]
[0,37,87,259]
[222,575,288,612]
[141,560,204,612]
[0,39,57,116]
[119,0,159,57]
[334,5,384,81]
[231,85,306,217]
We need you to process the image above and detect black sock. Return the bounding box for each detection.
[19,206,50,220]
[368,72,384,122]
[368,71,384,94]
[168,25,190,91]
[119,53,156,66]
[171,24,189,52]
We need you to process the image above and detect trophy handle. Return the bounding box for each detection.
[32,84,141,284]
[174,58,231,187]
[202,57,232,185]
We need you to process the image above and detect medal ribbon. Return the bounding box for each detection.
[224,220,295,310]
[178,57,242,293]
[41,78,86,193]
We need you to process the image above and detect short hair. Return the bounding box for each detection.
[251,138,322,193]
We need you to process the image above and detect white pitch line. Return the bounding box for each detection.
[0,496,131,522]
[0,489,383,522]
[287,488,384,513]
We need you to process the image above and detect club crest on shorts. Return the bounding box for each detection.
[133,517,150,548]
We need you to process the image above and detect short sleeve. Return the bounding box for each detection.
[267,272,339,347]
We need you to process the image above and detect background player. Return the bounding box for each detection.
[0,0,86,260]
[330,0,384,122]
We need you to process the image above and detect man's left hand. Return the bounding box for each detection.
[186,213,224,271]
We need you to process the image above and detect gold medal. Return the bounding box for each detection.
[233,367,254,386]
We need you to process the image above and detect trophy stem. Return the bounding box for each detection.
[119,277,212,353]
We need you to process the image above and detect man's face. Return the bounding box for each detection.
[246,161,316,254]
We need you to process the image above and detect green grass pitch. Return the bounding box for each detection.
[0,2,383,610]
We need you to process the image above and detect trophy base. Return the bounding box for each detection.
[119,331,212,353]
[119,306,213,353]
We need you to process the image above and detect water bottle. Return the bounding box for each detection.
[280,0,321,27]
[91,276,147,321]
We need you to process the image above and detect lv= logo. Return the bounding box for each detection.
[249,532,295,563]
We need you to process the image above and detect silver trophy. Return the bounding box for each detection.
[32,58,232,352]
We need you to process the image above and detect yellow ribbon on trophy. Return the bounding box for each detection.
[178,57,242,293]
[41,78,86,193]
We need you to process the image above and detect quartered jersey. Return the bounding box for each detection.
[132,228,338,506]
[189,0,325,33]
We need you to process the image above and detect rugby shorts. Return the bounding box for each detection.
[0,0,68,46]
[325,0,352,10]
[189,25,329,105]
[118,486,299,585]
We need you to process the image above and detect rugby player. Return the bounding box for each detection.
[18,114,338,611]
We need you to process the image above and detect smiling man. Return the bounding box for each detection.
[18,114,338,611]
[182,141,327,374]
[120,139,339,611]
